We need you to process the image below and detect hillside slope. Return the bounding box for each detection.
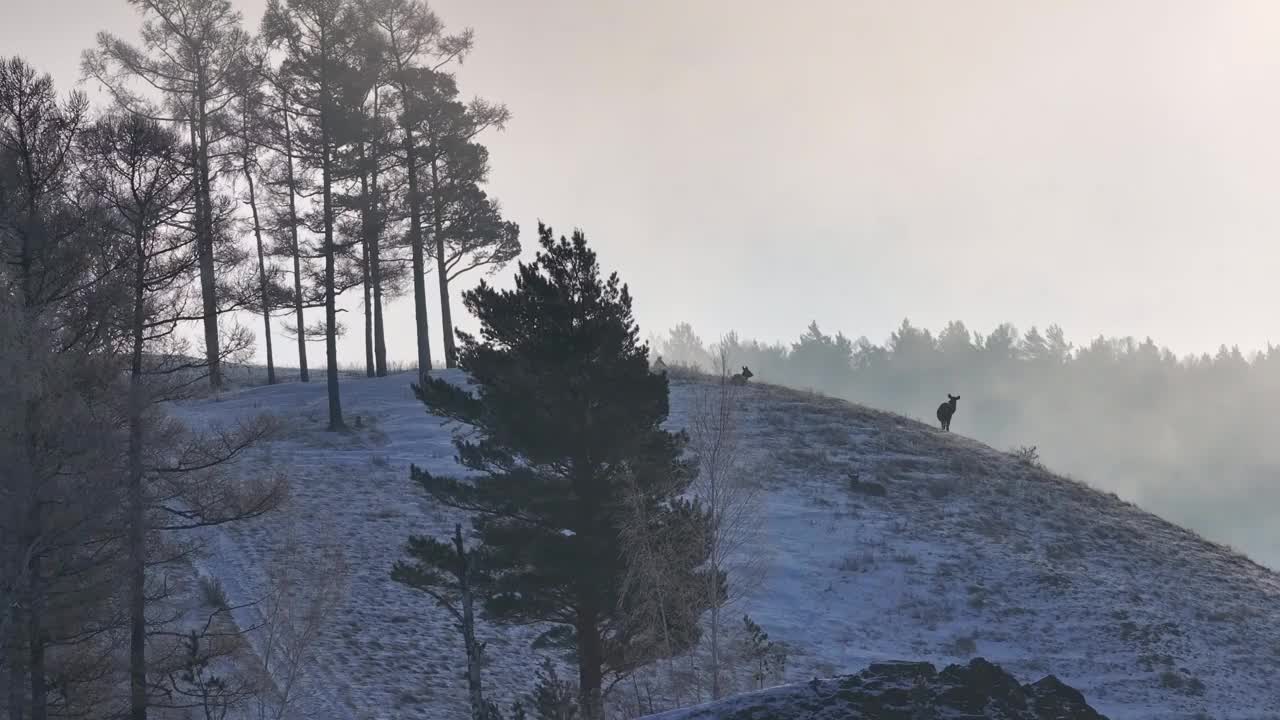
[171,371,1280,720]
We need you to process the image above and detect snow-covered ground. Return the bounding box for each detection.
[171,370,1280,720]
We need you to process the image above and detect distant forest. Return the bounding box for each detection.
[654,319,1280,565]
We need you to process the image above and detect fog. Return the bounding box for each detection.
[7,0,1280,565]
[655,319,1280,570]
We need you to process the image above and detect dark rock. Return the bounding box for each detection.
[847,472,888,497]
[642,657,1108,720]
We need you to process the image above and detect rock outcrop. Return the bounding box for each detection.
[644,657,1108,720]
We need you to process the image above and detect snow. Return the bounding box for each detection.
[171,370,1280,720]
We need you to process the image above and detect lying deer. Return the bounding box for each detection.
[729,366,754,386]
[936,394,959,431]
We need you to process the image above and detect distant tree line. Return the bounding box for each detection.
[654,318,1280,549]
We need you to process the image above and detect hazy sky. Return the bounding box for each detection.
[5,0,1280,367]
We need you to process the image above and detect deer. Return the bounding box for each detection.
[729,366,754,386]
[936,394,959,432]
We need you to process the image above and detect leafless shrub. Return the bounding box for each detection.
[619,345,766,707]
[687,348,768,699]
[1010,445,1042,468]
[251,521,350,720]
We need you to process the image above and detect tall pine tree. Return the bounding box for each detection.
[409,224,715,720]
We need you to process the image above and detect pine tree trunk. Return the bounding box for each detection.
[402,124,432,384]
[709,583,720,700]
[320,64,344,432]
[370,209,388,377]
[362,248,374,378]
[281,103,309,382]
[245,157,276,385]
[193,88,221,390]
[576,609,605,720]
[430,157,457,369]
[6,611,23,720]
[25,541,44,720]
[455,526,486,720]
[359,146,374,378]
[370,91,387,377]
[127,237,149,720]
[16,168,42,720]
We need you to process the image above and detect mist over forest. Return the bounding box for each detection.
[653,318,1280,568]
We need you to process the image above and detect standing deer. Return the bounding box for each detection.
[729,366,754,386]
[936,394,959,431]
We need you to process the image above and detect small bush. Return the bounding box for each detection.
[838,550,876,573]
[1011,445,1041,468]
[528,658,578,720]
[739,614,788,690]
[1159,670,1206,696]
[927,477,958,500]
[198,575,229,611]
[946,634,978,657]
[846,472,887,497]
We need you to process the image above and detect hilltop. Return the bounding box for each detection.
[169,370,1280,720]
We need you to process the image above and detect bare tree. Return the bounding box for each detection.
[251,522,349,720]
[616,472,703,710]
[687,346,762,700]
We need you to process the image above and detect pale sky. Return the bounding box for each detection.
[5,0,1280,367]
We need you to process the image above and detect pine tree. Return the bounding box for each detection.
[0,58,126,720]
[410,224,716,720]
[84,0,255,390]
[262,0,370,430]
[364,0,473,382]
[413,72,513,369]
[231,62,290,385]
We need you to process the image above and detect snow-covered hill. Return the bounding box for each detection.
[171,371,1280,720]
